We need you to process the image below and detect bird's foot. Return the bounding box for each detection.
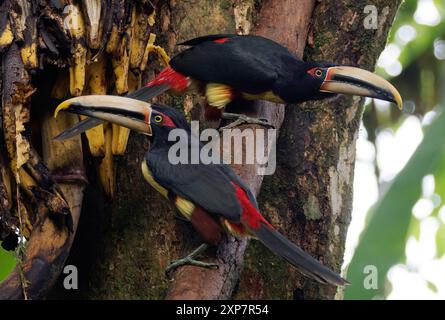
[219,112,275,131]
[165,243,218,277]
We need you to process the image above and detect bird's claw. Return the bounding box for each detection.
[165,257,218,277]
[219,113,275,131]
[164,243,218,277]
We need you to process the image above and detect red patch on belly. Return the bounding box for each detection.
[190,207,222,245]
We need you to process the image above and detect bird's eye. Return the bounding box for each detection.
[154,115,163,123]
[315,69,323,77]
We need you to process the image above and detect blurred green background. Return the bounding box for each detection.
[0,244,15,282]
[1,0,445,299]
[344,0,445,300]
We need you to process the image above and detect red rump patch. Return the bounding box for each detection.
[232,182,272,230]
[213,38,229,44]
[190,206,222,245]
[146,67,190,92]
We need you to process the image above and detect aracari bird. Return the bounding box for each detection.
[54,95,348,286]
[55,34,402,140]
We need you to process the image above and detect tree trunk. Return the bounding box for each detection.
[235,0,402,300]
[0,0,401,300]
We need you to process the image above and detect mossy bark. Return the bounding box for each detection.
[48,0,402,299]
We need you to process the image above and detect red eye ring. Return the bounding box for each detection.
[153,112,176,128]
[307,67,324,78]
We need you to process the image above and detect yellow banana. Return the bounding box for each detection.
[0,18,13,51]
[112,5,136,94]
[65,3,87,96]
[106,0,126,55]
[130,10,151,70]
[141,33,170,71]
[148,9,156,27]
[110,71,137,156]
[84,53,107,157]
[106,25,120,54]
[41,110,85,233]
[10,0,38,69]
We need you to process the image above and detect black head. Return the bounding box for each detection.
[148,104,192,146]
[279,61,336,103]
[280,60,402,108]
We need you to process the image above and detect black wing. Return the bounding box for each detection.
[178,34,237,46]
[146,150,243,222]
[217,164,259,211]
[171,34,301,94]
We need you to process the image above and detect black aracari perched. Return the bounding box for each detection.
[55,95,348,286]
[55,34,403,140]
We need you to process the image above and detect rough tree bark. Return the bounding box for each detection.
[53,0,400,300]
[0,0,401,299]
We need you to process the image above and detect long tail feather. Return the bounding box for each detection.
[232,181,348,286]
[249,223,348,286]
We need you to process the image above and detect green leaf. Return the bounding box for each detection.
[344,106,445,300]
[427,281,438,293]
[0,244,16,281]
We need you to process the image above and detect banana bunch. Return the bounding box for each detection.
[64,2,87,96]
[0,0,172,299]
[0,0,168,251]
[0,43,72,254]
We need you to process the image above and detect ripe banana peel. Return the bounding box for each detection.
[106,24,120,54]
[9,0,38,69]
[82,0,104,49]
[41,111,85,232]
[84,54,106,157]
[64,3,87,96]
[110,70,138,156]
[106,0,126,55]
[0,18,13,52]
[112,5,136,95]
[141,33,171,71]
[130,9,151,70]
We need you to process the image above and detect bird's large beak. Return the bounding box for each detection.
[54,95,153,135]
[320,66,403,109]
